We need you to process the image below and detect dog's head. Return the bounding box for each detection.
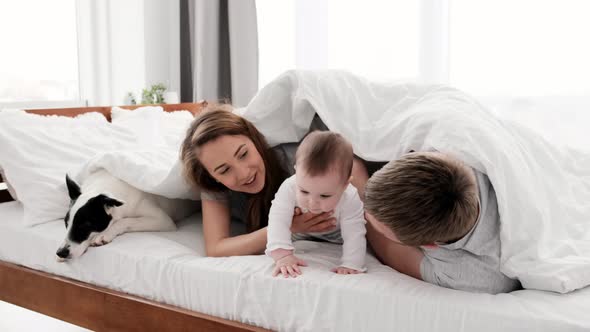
[56,175,124,261]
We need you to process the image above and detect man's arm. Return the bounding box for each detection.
[366,222,424,280]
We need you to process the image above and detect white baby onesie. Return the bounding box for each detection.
[266,175,367,271]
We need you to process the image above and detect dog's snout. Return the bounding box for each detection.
[56,246,70,259]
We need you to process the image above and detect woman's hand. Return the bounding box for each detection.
[290,207,336,233]
[273,254,307,278]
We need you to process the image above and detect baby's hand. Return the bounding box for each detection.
[273,254,307,278]
[331,266,363,275]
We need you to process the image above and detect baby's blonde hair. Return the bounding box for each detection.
[295,131,353,182]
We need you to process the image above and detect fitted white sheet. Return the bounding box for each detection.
[0,201,589,331]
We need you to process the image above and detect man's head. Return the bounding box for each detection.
[364,152,479,246]
[294,131,354,214]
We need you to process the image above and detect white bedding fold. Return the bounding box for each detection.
[71,107,199,200]
[242,70,590,293]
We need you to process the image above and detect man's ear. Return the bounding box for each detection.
[65,174,81,200]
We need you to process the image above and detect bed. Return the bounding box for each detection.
[1,104,590,332]
[0,103,265,331]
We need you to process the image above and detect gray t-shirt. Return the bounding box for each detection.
[420,169,522,294]
[200,143,298,224]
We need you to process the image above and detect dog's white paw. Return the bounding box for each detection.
[91,233,114,247]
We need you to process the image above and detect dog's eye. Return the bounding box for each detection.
[64,211,70,228]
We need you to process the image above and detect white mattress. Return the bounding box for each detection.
[1,201,589,332]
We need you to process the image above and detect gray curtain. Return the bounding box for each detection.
[180,0,258,107]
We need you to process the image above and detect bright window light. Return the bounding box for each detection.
[326,0,419,82]
[257,0,419,88]
[450,0,590,97]
[0,0,79,103]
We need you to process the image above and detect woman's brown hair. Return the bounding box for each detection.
[180,104,288,231]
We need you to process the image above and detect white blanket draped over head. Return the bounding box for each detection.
[72,107,199,201]
[241,70,590,293]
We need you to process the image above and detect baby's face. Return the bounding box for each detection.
[295,169,348,214]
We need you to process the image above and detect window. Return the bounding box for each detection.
[0,0,82,108]
[256,0,590,149]
[449,0,590,97]
[257,0,420,88]
[257,0,590,97]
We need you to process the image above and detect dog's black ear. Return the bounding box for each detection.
[100,195,124,208]
[65,174,81,200]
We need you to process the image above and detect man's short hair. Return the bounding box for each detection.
[364,152,479,246]
[295,131,353,182]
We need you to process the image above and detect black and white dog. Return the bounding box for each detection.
[56,169,197,261]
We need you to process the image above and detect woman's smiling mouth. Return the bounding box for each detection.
[244,173,256,185]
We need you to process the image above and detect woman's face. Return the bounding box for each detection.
[198,135,266,194]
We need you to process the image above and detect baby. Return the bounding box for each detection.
[266,131,367,277]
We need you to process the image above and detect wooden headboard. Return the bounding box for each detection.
[24,102,206,122]
[0,102,206,203]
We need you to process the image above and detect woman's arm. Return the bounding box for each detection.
[201,198,267,257]
[201,198,337,257]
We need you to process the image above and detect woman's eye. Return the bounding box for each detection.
[239,151,248,159]
[219,167,230,175]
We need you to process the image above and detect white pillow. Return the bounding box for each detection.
[106,106,198,200]
[0,106,196,226]
[111,106,194,147]
[0,109,135,226]
[111,105,164,121]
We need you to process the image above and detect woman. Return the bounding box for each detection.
[180,104,339,257]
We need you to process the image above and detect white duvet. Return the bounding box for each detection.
[71,106,199,201]
[241,70,590,293]
[68,70,590,293]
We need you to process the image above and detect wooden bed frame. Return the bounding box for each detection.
[0,103,269,332]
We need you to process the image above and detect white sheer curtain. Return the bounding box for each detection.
[76,0,180,106]
[257,0,590,148]
[257,0,420,87]
[0,0,82,109]
[449,0,590,150]
[76,0,145,106]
